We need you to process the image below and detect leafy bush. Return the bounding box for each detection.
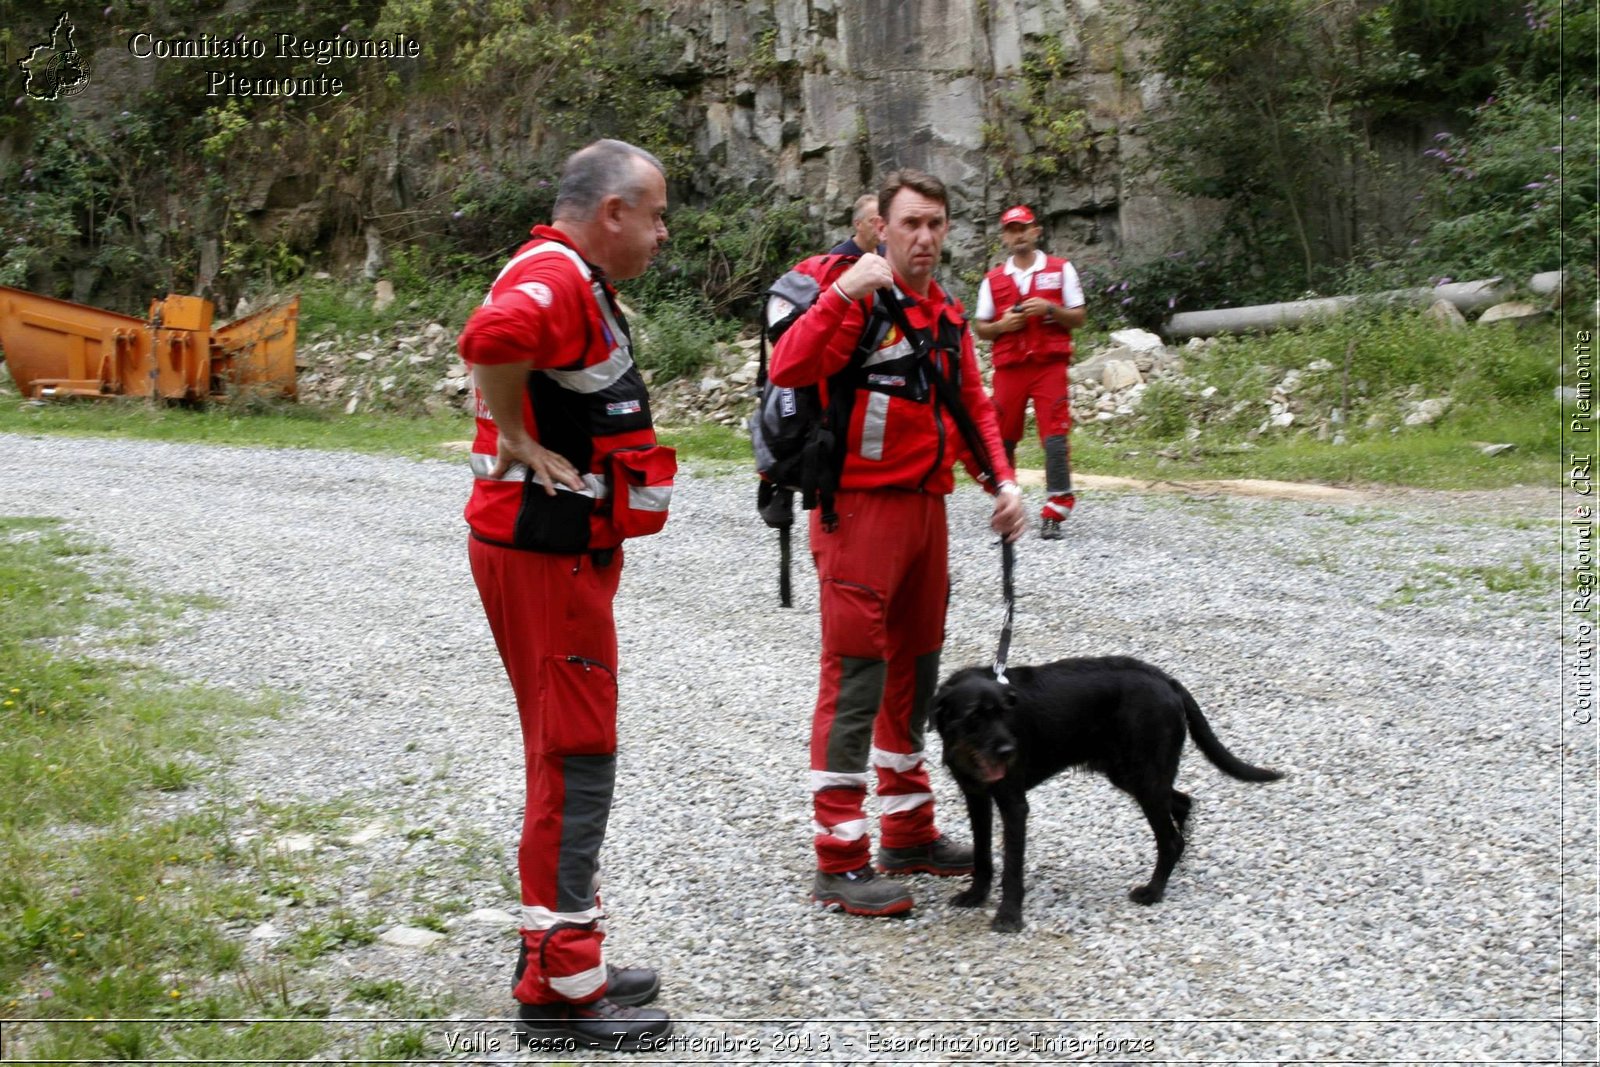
[631,298,739,383]
[1410,76,1596,295]
[1133,379,1192,439]
[1081,248,1294,331]
[625,192,817,320]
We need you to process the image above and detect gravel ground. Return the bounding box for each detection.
[1,431,1593,1065]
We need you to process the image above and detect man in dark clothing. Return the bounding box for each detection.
[829,192,883,257]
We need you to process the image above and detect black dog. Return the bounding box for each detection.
[931,656,1282,932]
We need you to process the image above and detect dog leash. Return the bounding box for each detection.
[994,538,1015,685]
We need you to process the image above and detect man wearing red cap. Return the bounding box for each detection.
[972,205,1087,539]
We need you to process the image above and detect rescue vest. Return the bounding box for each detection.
[985,254,1076,367]
[465,237,675,554]
[756,255,972,510]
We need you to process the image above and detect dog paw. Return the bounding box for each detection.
[990,912,1024,933]
[950,887,988,909]
[1128,884,1165,905]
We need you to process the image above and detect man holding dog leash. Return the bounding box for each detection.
[458,139,675,1052]
[769,170,1028,917]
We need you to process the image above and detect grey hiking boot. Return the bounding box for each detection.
[875,833,975,876]
[812,865,914,916]
[1040,517,1064,540]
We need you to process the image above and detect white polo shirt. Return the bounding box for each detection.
[974,250,1085,321]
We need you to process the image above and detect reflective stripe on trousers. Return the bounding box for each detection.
[807,490,948,873]
[469,537,622,1005]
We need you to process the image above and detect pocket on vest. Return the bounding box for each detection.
[605,445,676,539]
[512,480,597,554]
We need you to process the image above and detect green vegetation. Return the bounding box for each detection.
[1122,0,1595,322]
[0,305,1558,491]
[1024,310,1559,490]
[0,519,433,1062]
[0,398,473,458]
[984,36,1097,206]
[1385,555,1555,607]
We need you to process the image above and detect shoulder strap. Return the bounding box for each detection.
[873,289,1000,486]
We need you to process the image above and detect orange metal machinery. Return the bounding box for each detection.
[0,286,298,402]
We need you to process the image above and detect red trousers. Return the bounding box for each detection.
[991,360,1071,443]
[469,537,622,1005]
[808,490,949,873]
[993,360,1074,507]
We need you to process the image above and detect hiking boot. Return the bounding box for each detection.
[606,965,660,1007]
[875,833,975,876]
[812,865,914,916]
[1040,517,1064,540]
[515,998,672,1053]
[515,941,658,1007]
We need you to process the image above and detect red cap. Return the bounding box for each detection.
[1000,205,1036,226]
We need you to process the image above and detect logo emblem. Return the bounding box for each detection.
[515,281,554,307]
[20,13,91,101]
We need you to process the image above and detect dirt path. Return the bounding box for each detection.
[1014,469,1558,518]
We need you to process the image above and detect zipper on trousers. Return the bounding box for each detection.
[565,655,616,681]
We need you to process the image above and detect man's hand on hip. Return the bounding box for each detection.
[495,433,585,495]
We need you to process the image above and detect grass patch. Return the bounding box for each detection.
[657,421,752,469]
[1078,431,1553,489]
[1053,311,1562,490]
[0,306,1565,491]
[0,518,436,1062]
[0,398,473,459]
[1384,555,1557,608]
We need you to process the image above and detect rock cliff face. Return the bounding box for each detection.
[654,0,1199,269]
[9,0,1202,308]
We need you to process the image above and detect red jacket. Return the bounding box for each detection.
[458,226,660,549]
[769,269,1014,495]
[984,254,1076,367]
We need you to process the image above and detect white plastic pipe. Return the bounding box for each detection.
[1165,271,1566,338]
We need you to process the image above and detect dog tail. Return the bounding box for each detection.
[1176,681,1283,783]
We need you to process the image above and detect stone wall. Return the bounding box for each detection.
[654,0,1212,274]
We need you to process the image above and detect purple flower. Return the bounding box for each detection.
[451,210,464,220]
[1167,296,1177,309]
[1525,181,1547,189]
